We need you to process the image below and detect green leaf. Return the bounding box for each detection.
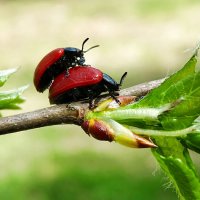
[90,54,199,129]
[152,137,200,200]
[181,133,200,153]
[0,68,17,87]
[84,47,200,200]
[0,68,28,112]
[158,71,200,130]
[0,85,28,109]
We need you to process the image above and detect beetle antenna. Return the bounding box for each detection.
[82,38,90,51]
[83,45,100,53]
[82,38,99,53]
[119,72,127,86]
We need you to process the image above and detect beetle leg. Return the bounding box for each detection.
[107,89,121,104]
[109,92,121,105]
[89,95,99,109]
[104,85,121,105]
[88,92,102,109]
[89,99,95,109]
[70,89,80,102]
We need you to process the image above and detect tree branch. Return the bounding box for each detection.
[0,78,165,135]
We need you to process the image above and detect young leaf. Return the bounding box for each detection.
[0,85,28,109]
[0,68,28,111]
[0,68,17,87]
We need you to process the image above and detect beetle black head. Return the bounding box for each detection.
[74,38,99,65]
[102,71,127,92]
[63,38,99,66]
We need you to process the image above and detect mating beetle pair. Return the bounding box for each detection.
[33,38,127,107]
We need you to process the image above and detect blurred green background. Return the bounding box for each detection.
[0,0,200,199]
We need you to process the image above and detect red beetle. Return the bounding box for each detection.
[49,66,127,107]
[33,38,99,92]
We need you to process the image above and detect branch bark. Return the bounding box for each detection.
[0,78,164,135]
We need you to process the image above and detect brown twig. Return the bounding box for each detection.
[0,78,165,135]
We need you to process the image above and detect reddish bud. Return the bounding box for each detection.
[81,119,114,141]
[81,118,156,148]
